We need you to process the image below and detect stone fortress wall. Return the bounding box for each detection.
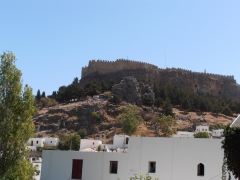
[82,59,234,80]
[82,59,158,78]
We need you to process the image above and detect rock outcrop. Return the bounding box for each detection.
[111,76,155,106]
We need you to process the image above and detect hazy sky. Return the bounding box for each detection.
[1,1,240,95]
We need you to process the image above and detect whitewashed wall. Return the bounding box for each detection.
[172,131,195,138]
[195,126,209,132]
[27,138,45,147]
[41,137,237,180]
[80,139,102,150]
[212,129,224,138]
[41,151,128,180]
[44,138,59,146]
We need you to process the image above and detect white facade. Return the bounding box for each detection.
[41,137,236,180]
[101,134,129,151]
[27,137,59,151]
[80,139,102,151]
[172,131,195,138]
[44,138,60,146]
[212,129,224,138]
[195,125,209,133]
[27,138,46,147]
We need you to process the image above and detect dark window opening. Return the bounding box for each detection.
[149,161,156,173]
[36,141,38,144]
[110,161,118,174]
[197,163,204,176]
[72,159,83,179]
[126,137,129,144]
[93,142,94,145]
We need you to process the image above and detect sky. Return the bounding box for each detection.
[1,1,240,96]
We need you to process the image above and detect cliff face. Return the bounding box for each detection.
[80,60,240,102]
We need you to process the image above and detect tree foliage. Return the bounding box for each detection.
[130,173,159,180]
[0,52,35,179]
[108,94,122,104]
[58,133,80,151]
[154,115,177,136]
[221,125,240,179]
[117,105,143,135]
[153,81,240,116]
[77,128,87,139]
[34,97,57,109]
[193,132,210,138]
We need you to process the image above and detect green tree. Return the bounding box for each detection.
[56,86,67,103]
[117,105,143,135]
[36,89,41,100]
[181,98,191,111]
[108,94,122,104]
[0,52,36,179]
[78,128,87,139]
[222,125,240,179]
[193,132,210,138]
[58,133,80,151]
[156,115,177,136]
[92,112,100,122]
[41,91,46,98]
[130,173,159,180]
[154,97,164,108]
[222,106,233,116]
[163,98,173,116]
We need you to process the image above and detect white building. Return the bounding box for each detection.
[80,135,129,152]
[212,129,224,138]
[80,139,102,151]
[41,137,236,180]
[172,131,195,138]
[27,137,59,151]
[195,125,209,133]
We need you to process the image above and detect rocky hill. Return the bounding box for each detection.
[34,75,236,139]
[80,59,240,102]
[34,98,235,139]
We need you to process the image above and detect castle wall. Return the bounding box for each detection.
[82,59,158,78]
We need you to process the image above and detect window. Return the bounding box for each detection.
[149,161,156,173]
[36,141,38,144]
[50,141,52,143]
[126,137,129,144]
[109,161,118,174]
[72,159,83,179]
[197,163,204,176]
[93,142,94,145]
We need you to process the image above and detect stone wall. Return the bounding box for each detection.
[82,59,234,81]
[82,59,158,78]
